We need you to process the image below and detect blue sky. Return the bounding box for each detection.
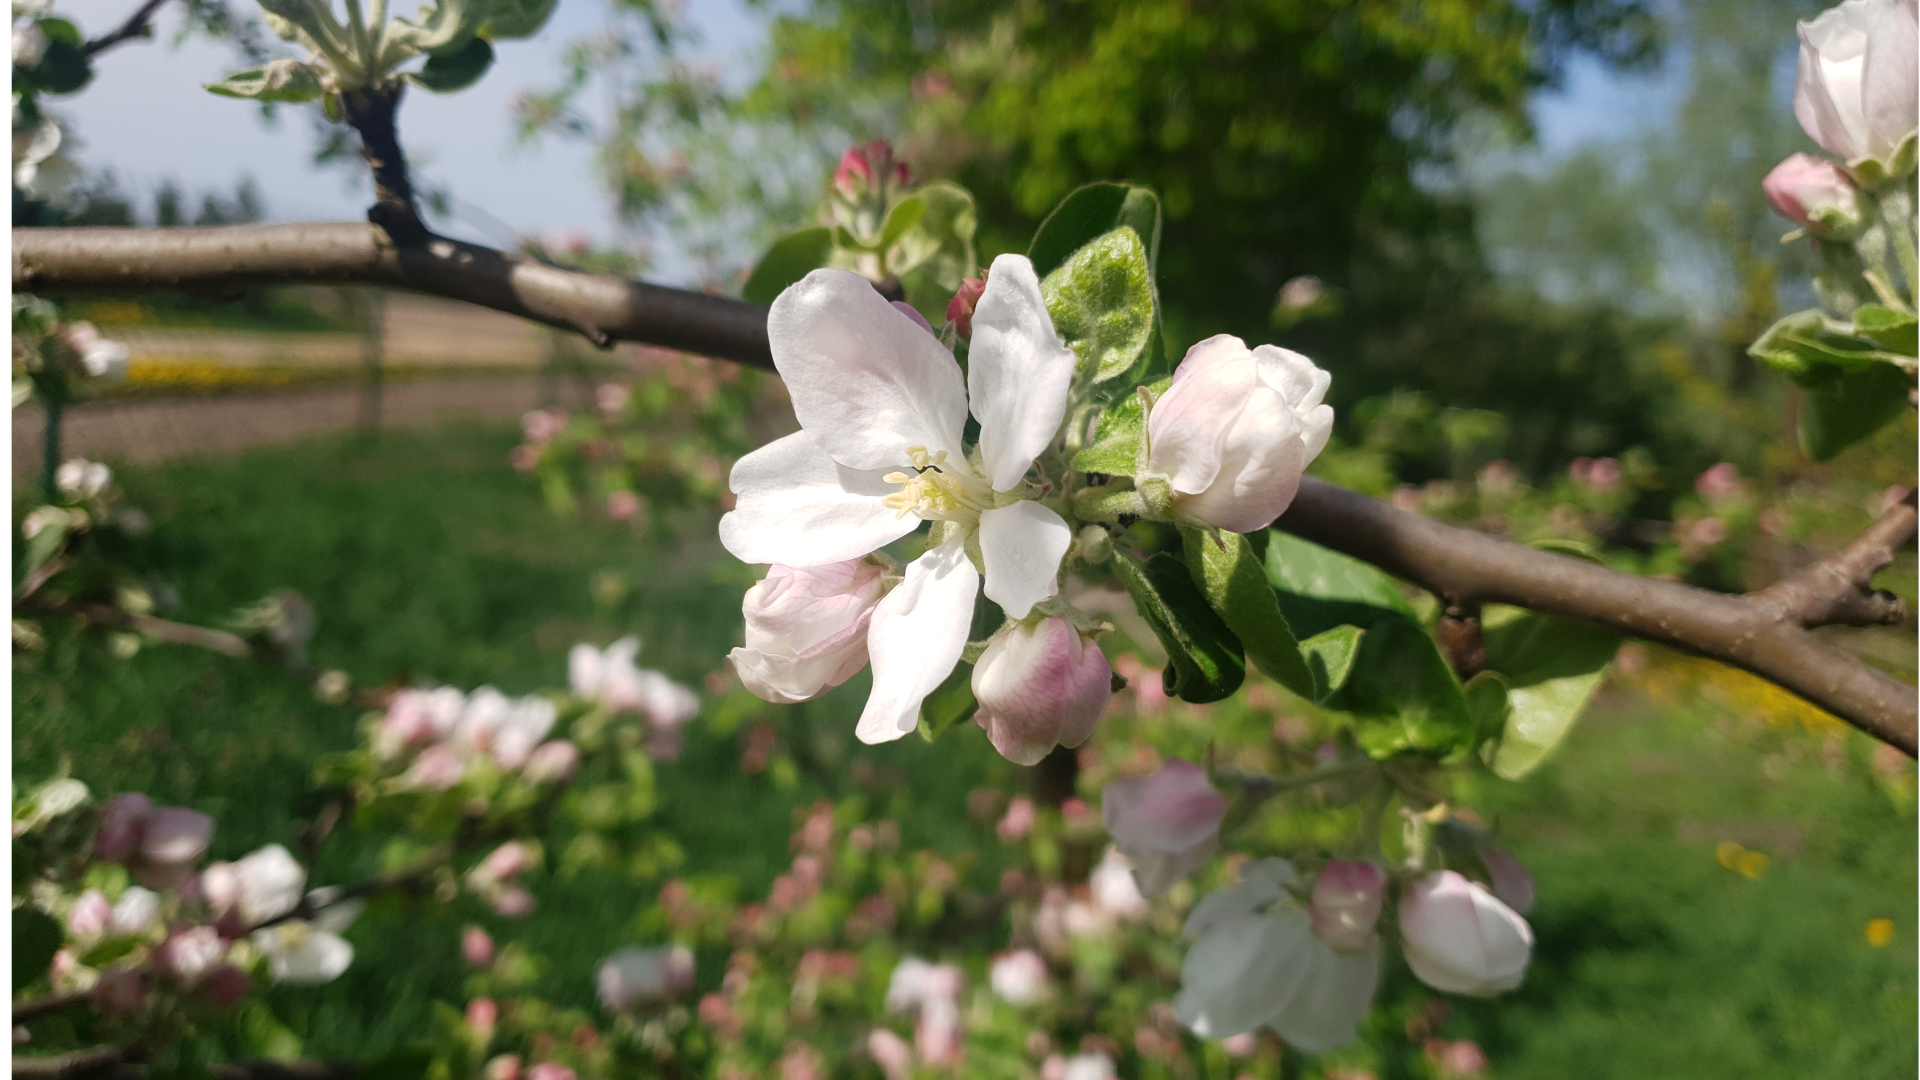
[53,0,1684,285]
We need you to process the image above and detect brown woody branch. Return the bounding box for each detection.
[81,0,173,57]
[13,224,1914,752]
[17,598,253,658]
[10,1048,352,1080]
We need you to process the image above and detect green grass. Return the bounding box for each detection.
[14,422,1916,1073]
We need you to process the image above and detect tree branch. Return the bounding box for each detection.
[13,223,1913,752]
[10,991,92,1024]
[18,597,253,658]
[81,0,173,57]
[11,1045,136,1080]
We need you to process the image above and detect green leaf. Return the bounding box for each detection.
[237,1002,304,1061]
[482,0,558,39]
[1263,530,1416,639]
[1798,360,1912,462]
[1180,526,1317,699]
[1028,182,1162,279]
[384,0,490,57]
[1072,377,1165,475]
[877,195,927,254]
[1480,606,1621,779]
[1462,670,1511,744]
[742,227,834,305]
[1749,309,1894,376]
[1113,550,1245,704]
[36,17,81,46]
[1041,227,1156,392]
[205,59,326,102]
[406,35,493,93]
[1332,616,1476,761]
[1852,305,1918,355]
[30,40,92,95]
[22,511,70,577]
[1298,625,1364,699]
[918,661,977,742]
[13,907,60,992]
[896,181,979,319]
[357,1047,434,1080]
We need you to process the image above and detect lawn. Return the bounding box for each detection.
[13,422,1915,1076]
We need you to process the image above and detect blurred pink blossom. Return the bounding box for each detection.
[997,797,1037,841]
[463,926,496,968]
[1694,462,1742,500]
[867,1028,913,1080]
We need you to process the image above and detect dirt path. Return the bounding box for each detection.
[14,376,549,476]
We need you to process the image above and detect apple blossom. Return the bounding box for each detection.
[211,843,306,925]
[485,1056,523,1080]
[915,996,965,1067]
[156,925,226,986]
[971,617,1112,765]
[596,944,696,1010]
[1143,335,1335,533]
[467,997,498,1041]
[989,949,1050,1005]
[402,743,470,790]
[1762,153,1865,236]
[1174,858,1380,1052]
[252,898,358,985]
[947,275,987,340]
[55,458,112,501]
[140,807,214,867]
[1061,1054,1118,1080]
[1792,0,1919,170]
[463,926,496,968]
[109,887,161,937]
[719,256,1081,743]
[884,956,965,1012]
[94,793,154,862]
[1101,758,1228,896]
[730,558,890,704]
[1089,847,1149,920]
[521,740,581,784]
[997,796,1036,841]
[866,1028,913,1080]
[68,890,112,942]
[1477,845,1536,916]
[1308,860,1387,953]
[493,887,537,918]
[59,325,130,379]
[1398,870,1534,996]
[528,1063,576,1080]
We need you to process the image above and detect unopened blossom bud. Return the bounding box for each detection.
[947,275,987,341]
[493,887,537,918]
[68,890,112,942]
[1089,847,1149,920]
[730,559,889,704]
[1792,0,1918,170]
[157,925,226,986]
[484,1056,522,1080]
[92,969,147,1017]
[916,995,964,1067]
[201,963,251,1006]
[462,925,496,968]
[1061,1054,1118,1080]
[403,744,469,790]
[479,842,535,883]
[95,793,153,862]
[228,844,306,925]
[606,490,642,521]
[55,459,112,501]
[989,949,1049,1005]
[60,325,130,379]
[867,1028,913,1080]
[971,617,1111,766]
[527,1064,576,1080]
[997,797,1036,842]
[140,808,214,867]
[1398,870,1534,996]
[1309,860,1387,952]
[1144,336,1334,533]
[467,997,498,1040]
[596,382,630,416]
[597,944,696,1011]
[1477,845,1536,915]
[1101,759,1229,896]
[1763,153,1865,236]
[110,887,161,937]
[519,739,580,785]
[521,409,568,443]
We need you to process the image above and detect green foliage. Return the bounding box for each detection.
[1112,550,1244,704]
[1262,530,1415,639]
[1178,526,1316,700]
[406,36,494,94]
[741,227,835,305]
[1071,376,1162,476]
[1039,226,1157,394]
[1026,182,1162,279]
[1480,607,1622,779]
[13,907,62,991]
[1331,616,1478,761]
[204,59,327,101]
[916,661,976,741]
[1797,361,1915,462]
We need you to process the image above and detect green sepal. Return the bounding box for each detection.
[1331,616,1476,761]
[1750,308,1900,375]
[1852,304,1919,355]
[1113,550,1245,704]
[1072,377,1166,475]
[1040,226,1156,393]
[206,59,327,102]
[1263,530,1416,639]
[406,35,494,93]
[917,661,977,742]
[741,227,835,305]
[1480,606,1621,779]
[1180,525,1317,700]
[1797,360,1912,462]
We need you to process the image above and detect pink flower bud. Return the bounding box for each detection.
[1089,847,1148,920]
[996,797,1036,842]
[989,949,1049,1005]
[946,276,987,341]
[730,559,889,704]
[68,890,111,942]
[1434,1039,1488,1078]
[596,382,630,416]
[971,618,1111,767]
[95,793,153,862]
[521,739,581,784]
[480,842,534,883]
[92,969,147,1017]
[493,887,537,918]
[201,963,251,1006]
[467,997,498,1039]
[1145,336,1334,533]
[915,996,964,1067]
[521,409,568,443]
[867,1028,913,1080]
[156,925,226,986]
[1398,870,1534,996]
[140,808,213,867]
[1694,462,1742,501]
[484,1056,522,1080]
[528,1064,576,1080]
[1309,860,1387,952]
[833,145,875,198]
[403,744,469,790]
[1221,1032,1257,1058]
[1763,153,1864,236]
[596,944,696,1011]
[1100,759,1228,896]
[605,491,642,521]
[463,926,496,968]
[1477,845,1536,916]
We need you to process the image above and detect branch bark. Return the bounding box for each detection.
[13,223,1914,752]
[17,597,253,658]
[81,0,172,57]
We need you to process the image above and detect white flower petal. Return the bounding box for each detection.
[769,268,969,471]
[968,253,1077,491]
[1270,937,1379,1053]
[1182,857,1299,939]
[270,929,355,985]
[855,536,978,744]
[1173,908,1313,1038]
[720,430,918,567]
[978,501,1072,619]
[1146,334,1257,495]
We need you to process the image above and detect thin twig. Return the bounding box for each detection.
[17,597,252,658]
[81,0,173,57]
[10,1045,136,1080]
[1755,489,1916,628]
[9,990,91,1024]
